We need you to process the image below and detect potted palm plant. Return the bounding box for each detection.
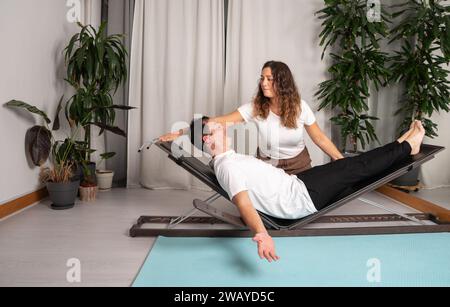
[388,0,450,188]
[64,21,135,183]
[4,98,81,210]
[315,0,392,152]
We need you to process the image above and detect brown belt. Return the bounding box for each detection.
[256,147,312,175]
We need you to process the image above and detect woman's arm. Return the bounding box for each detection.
[305,122,344,161]
[210,110,244,125]
[159,110,244,142]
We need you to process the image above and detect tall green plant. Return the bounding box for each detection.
[388,0,450,138]
[315,0,392,152]
[64,22,134,161]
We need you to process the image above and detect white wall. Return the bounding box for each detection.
[0,0,81,204]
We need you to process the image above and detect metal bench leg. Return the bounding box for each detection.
[358,197,426,225]
[168,193,221,229]
[203,193,221,204]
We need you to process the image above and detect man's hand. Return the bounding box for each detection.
[231,192,280,263]
[252,232,280,262]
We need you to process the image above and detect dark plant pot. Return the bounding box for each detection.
[75,162,97,184]
[46,180,80,210]
[390,167,420,187]
[71,163,81,182]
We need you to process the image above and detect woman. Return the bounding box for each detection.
[160,61,343,174]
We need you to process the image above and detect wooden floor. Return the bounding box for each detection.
[0,188,213,287]
[0,187,448,287]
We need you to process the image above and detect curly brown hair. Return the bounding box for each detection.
[253,61,301,129]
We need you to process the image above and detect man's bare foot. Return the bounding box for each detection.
[406,121,425,155]
[397,121,415,143]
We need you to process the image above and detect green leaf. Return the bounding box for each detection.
[52,95,65,131]
[4,100,51,124]
[88,122,127,137]
[64,33,79,63]
[87,104,136,113]
[100,152,116,160]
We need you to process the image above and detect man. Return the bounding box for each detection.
[189,117,425,263]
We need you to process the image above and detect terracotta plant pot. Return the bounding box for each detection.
[79,184,98,202]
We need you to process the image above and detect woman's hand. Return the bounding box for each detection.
[252,232,280,262]
[159,130,182,142]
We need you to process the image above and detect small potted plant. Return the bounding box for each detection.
[40,160,79,210]
[79,162,98,202]
[4,99,81,210]
[96,152,116,191]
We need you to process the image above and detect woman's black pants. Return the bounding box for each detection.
[296,141,412,210]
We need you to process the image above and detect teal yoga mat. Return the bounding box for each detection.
[133,233,450,287]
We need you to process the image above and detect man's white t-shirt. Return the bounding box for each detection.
[238,100,316,159]
[213,150,317,220]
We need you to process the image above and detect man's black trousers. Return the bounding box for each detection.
[297,141,412,210]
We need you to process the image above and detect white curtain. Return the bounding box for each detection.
[127,0,449,190]
[127,0,225,189]
[82,0,102,27]
[224,0,450,188]
[224,0,332,166]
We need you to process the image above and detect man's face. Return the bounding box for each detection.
[203,121,226,153]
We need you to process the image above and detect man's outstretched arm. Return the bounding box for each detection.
[232,191,280,262]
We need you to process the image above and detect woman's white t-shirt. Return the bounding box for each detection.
[238,100,316,159]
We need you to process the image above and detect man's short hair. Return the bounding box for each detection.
[189,116,210,151]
